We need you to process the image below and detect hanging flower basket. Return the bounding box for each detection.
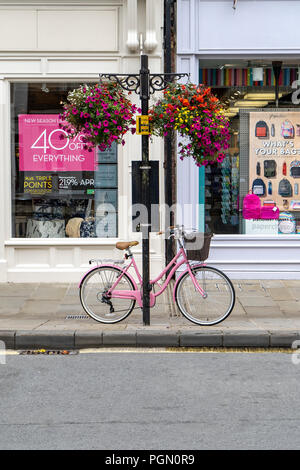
[60,82,139,152]
[149,82,231,166]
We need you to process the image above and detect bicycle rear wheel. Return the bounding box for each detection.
[80,266,136,323]
[175,266,235,326]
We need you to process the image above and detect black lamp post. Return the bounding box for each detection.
[100,56,188,325]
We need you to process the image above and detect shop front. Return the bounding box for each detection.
[177,0,300,278]
[0,0,164,282]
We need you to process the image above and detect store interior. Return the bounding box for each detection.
[200,59,300,235]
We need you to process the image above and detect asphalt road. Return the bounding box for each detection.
[0,350,299,450]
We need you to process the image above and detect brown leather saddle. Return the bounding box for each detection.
[115,241,139,250]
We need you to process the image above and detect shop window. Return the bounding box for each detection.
[199,61,300,235]
[11,83,118,238]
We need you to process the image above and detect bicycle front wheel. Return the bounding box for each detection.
[175,266,235,326]
[80,266,136,323]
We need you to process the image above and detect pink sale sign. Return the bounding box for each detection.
[18,114,96,172]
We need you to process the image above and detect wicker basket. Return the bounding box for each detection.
[183,232,213,261]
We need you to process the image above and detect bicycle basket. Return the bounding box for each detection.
[183,232,213,261]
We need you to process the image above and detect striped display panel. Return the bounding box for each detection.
[199,68,299,87]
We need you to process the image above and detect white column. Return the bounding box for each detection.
[176,55,200,231]
[0,78,9,281]
[126,0,139,52]
[144,0,159,53]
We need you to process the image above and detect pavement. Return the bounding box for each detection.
[0,280,300,349]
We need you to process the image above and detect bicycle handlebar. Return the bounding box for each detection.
[156,225,197,239]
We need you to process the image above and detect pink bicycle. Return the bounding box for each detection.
[79,226,235,326]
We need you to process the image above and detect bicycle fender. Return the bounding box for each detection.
[78,263,139,290]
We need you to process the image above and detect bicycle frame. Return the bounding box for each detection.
[107,246,207,309]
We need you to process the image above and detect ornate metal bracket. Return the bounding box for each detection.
[99,73,189,95]
[149,73,189,94]
[99,74,141,93]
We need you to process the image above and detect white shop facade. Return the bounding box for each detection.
[177,0,300,278]
[0,0,165,282]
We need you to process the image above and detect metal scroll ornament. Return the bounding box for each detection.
[99,73,189,95]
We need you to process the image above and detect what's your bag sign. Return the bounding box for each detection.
[18,114,96,172]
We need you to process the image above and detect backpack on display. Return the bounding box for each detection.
[243,193,261,219]
[290,160,300,178]
[278,178,293,197]
[252,178,266,196]
[255,121,269,139]
[281,120,294,139]
[264,160,276,178]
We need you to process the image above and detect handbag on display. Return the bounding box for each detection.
[66,217,84,238]
[80,199,95,238]
[260,201,279,220]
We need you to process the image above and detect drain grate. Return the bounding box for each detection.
[65,314,90,320]
[18,349,79,355]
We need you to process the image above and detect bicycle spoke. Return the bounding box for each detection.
[80,266,136,324]
[176,267,235,325]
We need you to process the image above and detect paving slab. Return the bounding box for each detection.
[244,306,285,317]
[267,288,294,301]
[0,284,39,297]
[239,296,277,307]
[0,297,27,314]
[277,301,300,314]
[31,286,68,300]
[20,300,61,315]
